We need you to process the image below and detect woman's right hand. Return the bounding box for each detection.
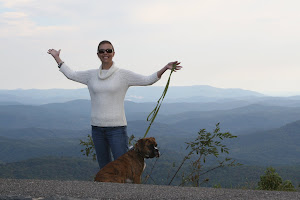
[47,49,61,58]
[47,49,63,64]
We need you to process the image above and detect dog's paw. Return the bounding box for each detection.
[125,178,133,183]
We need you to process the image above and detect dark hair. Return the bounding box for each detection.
[97,40,114,53]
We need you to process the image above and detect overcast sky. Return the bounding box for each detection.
[0,0,300,95]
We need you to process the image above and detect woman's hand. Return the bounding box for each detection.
[47,49,61,58]
[47,49,63,64]
[165,61,182,72]
[157,61,182,78]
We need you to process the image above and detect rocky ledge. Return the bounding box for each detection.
[0,179,299,200]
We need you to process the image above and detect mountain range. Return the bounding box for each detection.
[2,99,300,135]
[0,85,300,183]
[0,85,264,105]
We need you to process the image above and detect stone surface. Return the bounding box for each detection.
[0,179,299,200]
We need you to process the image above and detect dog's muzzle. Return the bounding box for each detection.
[145,147,160,159]
[154,147,160,158]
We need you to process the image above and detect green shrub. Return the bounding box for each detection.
[278,180,296,192]
[258,167,296,191]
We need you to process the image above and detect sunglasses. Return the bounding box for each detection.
[98,49,114,54]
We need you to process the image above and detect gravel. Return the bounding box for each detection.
[0,179,299,200]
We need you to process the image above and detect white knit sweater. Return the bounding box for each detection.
[59,62,160,127]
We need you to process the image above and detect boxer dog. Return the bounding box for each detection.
[94,137,159,184]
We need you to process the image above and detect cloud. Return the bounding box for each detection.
[0,11,75,37]
[0,11,34,37]
[1,11,27,18]
[0,0,300,93]
[0,0,34,7]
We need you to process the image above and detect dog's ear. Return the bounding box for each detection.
[135,139,144,153]
[148,137,156,144]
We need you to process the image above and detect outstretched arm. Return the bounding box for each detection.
[47,48,90,85]
[157,61,182,79]
[47,49,63,65]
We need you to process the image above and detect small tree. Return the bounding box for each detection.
[279,180,296,192]
[169,123,241,186]
[80,134,96,161]
[258,167,296,191]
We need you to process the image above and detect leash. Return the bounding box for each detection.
[143,63,177,138]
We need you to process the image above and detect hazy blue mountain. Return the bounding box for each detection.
[2,100,300,135]
[0,100,91,130]
[229,120,300,165]
[156,104,300,135]
[2,86,300,110]
[0,135,84,162]
[0,157,99,181]
[126,85,264,102]
[0,85,264,104]
[0,127,89,140]
[0,88,89,105]
[0,101,22,105]
[1,87,300,166]
[125,100,255,115]
[1,117,300,166]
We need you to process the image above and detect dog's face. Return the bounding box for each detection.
[135,137,160,158]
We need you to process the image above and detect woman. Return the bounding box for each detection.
[48,40,182,169]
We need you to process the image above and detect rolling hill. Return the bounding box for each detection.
[0,85,264,104]
[1,86,300,177]
[2,100,300,134]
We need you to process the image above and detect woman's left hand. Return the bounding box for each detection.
[165,61,183,72]
[157,61,182,78]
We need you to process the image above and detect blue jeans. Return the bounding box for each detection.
[91,126,129,169]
